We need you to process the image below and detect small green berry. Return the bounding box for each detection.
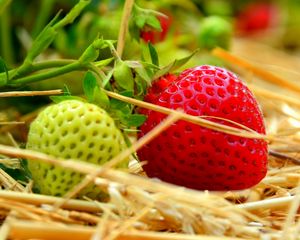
[198,16,233,50]
[26,100,127,199]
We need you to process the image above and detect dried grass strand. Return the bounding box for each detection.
[104,90,267,140]
[116,0,135,57]
[0,191,101,212]
[237,196,294,211]
[0,122,24,126]
[249,84,300,108]
[8,219,250,240]
[281,180,300,239]
[0,89,63,97]
[212,47,300,94]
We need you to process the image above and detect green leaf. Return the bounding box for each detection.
[83,71,97,102]
[79,43,99,63]
[110,98,128,110]
[0,57,8,84]
[121,114,147,127]
[109,91,133,110]
[93,38,117,50]
[135,15,147,28]
[148,43,159,66]
[146,15,162,31]
[124,61,152,85]
[102,69,114,88]
[154,49,199,79]
[113,60,134,91]
[62,85,72,96]
[120,90,134,98]
[135,75,147,96]
[50,95,84,103]
[94,57,114,68]
[135,66,152,85]
[93,87,110,108]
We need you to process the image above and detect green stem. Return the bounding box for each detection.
[53,0,91,30]
[0,3,14,66]
[8,62,84,86]
[33,59,76,71]
[0,0,11,15]
[0,59,76,87]
[31,0,56,38]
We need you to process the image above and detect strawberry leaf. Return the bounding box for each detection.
[83,71,98,102]
[0,57,8,84]
[135,16,147,29]
[121,113,147,127]
[102,69,114,88]
[50,95,85,103]
[134,66,152,85]
[146,15,162,31]
[94,57,114,68]
[62,85,71,96]
[148,43,159,66]
[113,60,134,91]
[154,49,199,79]
[110,90,133,109]
[93,86,110,108]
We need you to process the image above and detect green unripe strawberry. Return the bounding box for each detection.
[198,16,233,50]
[26,100,127,199]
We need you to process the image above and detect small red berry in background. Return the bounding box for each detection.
[140,13,172,44]
[235,2,279,36]
[138,65,268,191]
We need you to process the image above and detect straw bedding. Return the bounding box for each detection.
[1,40,300,239]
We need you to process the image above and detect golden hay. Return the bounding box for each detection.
[2,43,300,240]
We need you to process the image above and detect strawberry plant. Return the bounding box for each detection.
[0,0,268,198]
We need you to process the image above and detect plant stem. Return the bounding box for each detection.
[0,0,11,15]
[53,0,91,30]
[116,0,135,58]
[8,62,84,86]
[0,2,13,66]
[0,60,76,88]
[31,0,56,38]
[33,59,76,71]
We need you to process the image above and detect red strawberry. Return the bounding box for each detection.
[137,65,268,191]
[236,2,279,35]
[140,14,172,44]
[144,73,178,103]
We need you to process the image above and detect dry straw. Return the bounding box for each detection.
[2,21,300,240]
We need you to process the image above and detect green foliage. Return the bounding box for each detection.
[0,57,8,85]
[129,4,163,41]
[198,16,233,51]
[113,60,135,91]
[148,43,159,66]
[154,49,199,78]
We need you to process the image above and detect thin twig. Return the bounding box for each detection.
[0,122,25,125]
[8,219,249,240]
[212,47,300,94]
[0,191,101,212]
[0,89,63,97]
[269,150,300,165]
[116,0,135,57]
[104,89,268,140]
